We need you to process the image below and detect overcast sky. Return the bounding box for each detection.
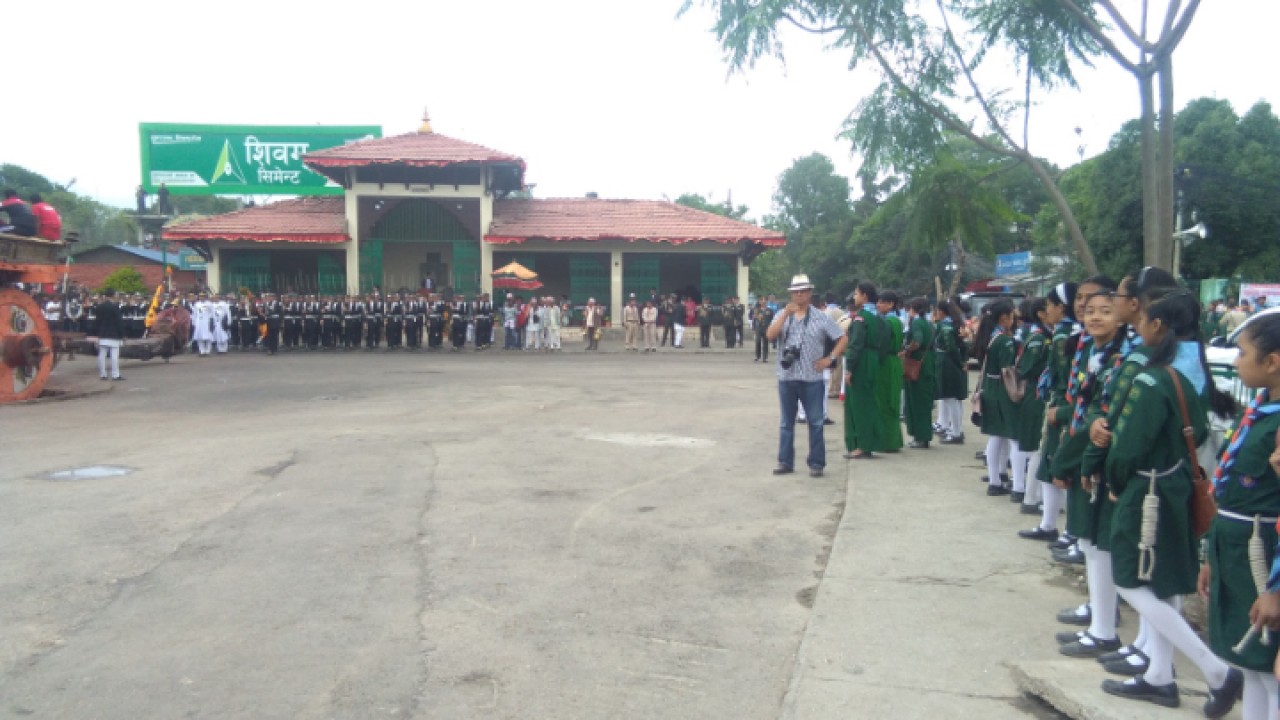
[3,1,1274,222]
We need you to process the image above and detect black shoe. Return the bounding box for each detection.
[112,376,126,381]
[1020,503,1042,515]
[975,450,987,461]
[1018,527,1059,542]
[1101,657,1148,676]
[1098,645,1146,664]
[908,440,929,449]
[822,418,835,426]
[940,433,965,444]
[980,472,1011,485]
[1056,604,1091,626]
[1048,535,1076,551]
[1056,629,1086,645]
[1101,677,1180,708]
[772,465,794,475]
[986,485,1011,496]
[1009,491,1025,503]
[809,467,824,478]
[1203,667,1243,719]
[1060,632,1122,658]
[1052,547,1085,565]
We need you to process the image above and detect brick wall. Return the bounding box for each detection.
[69,263,203,292]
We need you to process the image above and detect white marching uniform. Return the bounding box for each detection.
[212,300,231,352]
[192,300,217,355]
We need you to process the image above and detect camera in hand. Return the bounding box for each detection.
[779,344,802,369]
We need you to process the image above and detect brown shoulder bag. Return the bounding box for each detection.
[1166,366,1217,538]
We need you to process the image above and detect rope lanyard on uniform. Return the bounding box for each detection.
[1137,469,1161,582]
[1099,341,1145,417]
[1233,514,1275,653]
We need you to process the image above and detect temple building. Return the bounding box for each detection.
[164,115,784,323]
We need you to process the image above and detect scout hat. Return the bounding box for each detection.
[788,274,814,292]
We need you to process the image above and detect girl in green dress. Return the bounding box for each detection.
[902,297,936,448]
[1202,308,1280,718]
[876,292,905,453]
[844,282,886,458]
[1012,297,1053,508]
[932,299,969,444]
[1101,289,1243,713]
[975,299,1019,497]
[1020,283,1078,541]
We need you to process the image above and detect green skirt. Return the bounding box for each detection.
[1110,465,1198,599]
[1206,515,1280,672]
[1014,396,1047,451]
[877,356,904,451]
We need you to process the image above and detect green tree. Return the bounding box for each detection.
[673,192,751,221]
[768,154,857,294]
[99,266,147,295]
[685,0,1102,273]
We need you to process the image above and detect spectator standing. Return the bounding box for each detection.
[1220,301,1248,335]
[583,298,603,351]
[543,297,562,351]
[94,290,125,381]
[766,274,848,478]
[525,296,543,351]
[641,300,658,352]
[660,294,677,347]
[752,296,775,362]
[623,295,641,351]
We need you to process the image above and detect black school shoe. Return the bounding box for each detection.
[1048,534,1077,551]
[1101,656,1148,677]
[1018,527,1059,542]
[1020,503,1042,515]
[908,440,929,449]
[1101,677,1180,708]
[1009,491,1025,503]
[986,485,1011,496]
[1056,605,1091,626]
[1052,546,1085,565]
[1203,667,1243,719]
[1060,632,1122,658]
[980,472,1011,485]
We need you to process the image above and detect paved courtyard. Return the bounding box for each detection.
[1,346,843,719]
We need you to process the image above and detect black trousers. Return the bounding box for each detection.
[283,319,299,348]
[475,317,492,347]
[699,323,712,347]
[344,320,361,348]
[303,318,320,348]
[450,319,467,348]
[229,322,241,348]
[723,323,736,348]
[264,320,280,354]
[428,319,444,348]
[386,319,402,347]
[365,319,382,348]
[406,318,422,347]
[661,323,674,345]
[755,331,770,361]
[239,321,257,349]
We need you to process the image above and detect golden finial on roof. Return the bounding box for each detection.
[419,109,433,134]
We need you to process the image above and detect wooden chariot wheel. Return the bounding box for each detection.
[0,288,55,402]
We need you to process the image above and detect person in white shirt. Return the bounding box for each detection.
[542,297,561,350]
[212,294,231,353]
[191,293,216,355]
[641,300,658,352]
[525,297,543,351]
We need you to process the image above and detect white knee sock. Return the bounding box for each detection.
[1040,481,1064,532]
[1117,585,1229,688]
[1241,669,1278,720]
[1024,453,1043,504]
[948,400,963,435]
[1081,542,1118,641]
[986,437,1010,486]
[1010,446,1030,493]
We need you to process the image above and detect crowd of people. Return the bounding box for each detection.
[772,269,1280,719]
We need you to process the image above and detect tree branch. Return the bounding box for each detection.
[935,0,1021,150]
[1155,0,1201,56]
[1096,0,1156,53]
[846,17,1018,160]
[780,13,845,36]
[1053,0,1145,75]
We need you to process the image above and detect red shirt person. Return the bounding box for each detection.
[30,193,62,241]
[0,189,38,236]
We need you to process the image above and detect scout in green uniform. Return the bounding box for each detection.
[1101,288,1243,713]
[1011,297,1053,507]
[877,292,905,453]
[1205,308,1280,717]
[976,299,1019,496]
[1021,283,1080,542]
[932,299,969,444]
[902,297,936,448]
[843,282,885,459]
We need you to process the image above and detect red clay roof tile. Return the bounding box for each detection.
[303,131,525,170]
[487,198,785,247]
[162,197,348,244]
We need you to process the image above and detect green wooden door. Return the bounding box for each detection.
[570,255,609,323]
[700,256,734,304]
[221,252,271,294]
[623,256,659,302]
[358,239,383,294]
[317,254,346,295]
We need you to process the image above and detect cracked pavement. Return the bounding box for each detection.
[1,346,842,719]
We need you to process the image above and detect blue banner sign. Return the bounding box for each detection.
[996,251,1031,278]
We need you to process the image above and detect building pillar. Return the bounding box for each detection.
[610,249,623,326]
[480,182,494,297]
[344,182,360,295]
[480,240,493,297]
[736,254,750,302]
[208,244,222,293]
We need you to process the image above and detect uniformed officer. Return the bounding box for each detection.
[697,297,714,348]
[342,295,362,350]
[365,293,384,350]
[427,294,446,350]
[450,294,469,351]
[405,295,424,349]
[302,294,320,349]
[282,294,300,351]
[385,293,404,349]
[262,292,283,355]
[473,293,494,350]
[722,295,737,349]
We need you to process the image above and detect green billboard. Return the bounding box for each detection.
[140,123,381,196]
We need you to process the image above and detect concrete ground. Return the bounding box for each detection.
[1,338,1226,719]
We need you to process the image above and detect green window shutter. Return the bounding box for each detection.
[622,256,659,302]
[700,256,734,304]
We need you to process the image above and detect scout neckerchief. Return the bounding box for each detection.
[1018,324,1045,361]
[1036,320,1074,401]
[1069,333,1127,435]
[1214,388,1280,491]
[1064,332,1091,407]
[1097,334,1143,416]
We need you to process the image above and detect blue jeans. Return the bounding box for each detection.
[778,379,826,470]
[504,327,520,349]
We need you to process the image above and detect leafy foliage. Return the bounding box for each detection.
[99,266,147,295]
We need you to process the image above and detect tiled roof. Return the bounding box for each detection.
[162,197,348,244]
[487,198,786,247]
[72,244,167,263]
[303,131,525,170]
